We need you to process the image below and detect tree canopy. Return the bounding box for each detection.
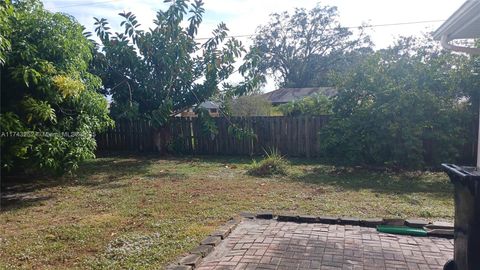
[251,4,371,88]
[93,0,264,127]
[0,0,112,174]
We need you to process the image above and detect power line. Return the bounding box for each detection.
[195,34,254,41]
[92,18,446,47]
[351,19,445,29]
[194,19,445,40]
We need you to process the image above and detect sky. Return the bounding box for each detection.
[44,0,467,91]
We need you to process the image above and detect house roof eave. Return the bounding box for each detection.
[433,0,480,41]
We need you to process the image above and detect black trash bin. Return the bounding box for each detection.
[442,164,480,270]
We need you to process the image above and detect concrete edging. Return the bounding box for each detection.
[167,218,242,270]
[255,212,453,239]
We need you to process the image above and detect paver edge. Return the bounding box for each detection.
[169,212,453,269]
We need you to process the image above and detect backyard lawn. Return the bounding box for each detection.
[1,155,454,269]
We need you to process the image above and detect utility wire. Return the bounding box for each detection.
[194,19,445,40]
[351,19,445,29]
[93,19,445,47]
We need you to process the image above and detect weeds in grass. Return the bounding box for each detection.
[247,148,289,177]
[106,233,161,259]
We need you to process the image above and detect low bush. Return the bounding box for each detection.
[278,93,332,116]
[247,149,289,177]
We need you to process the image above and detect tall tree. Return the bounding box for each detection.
[252,4,371,88]
[93,0,263,127]
[0,0,112,174]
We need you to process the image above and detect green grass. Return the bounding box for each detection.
[0,155,454,269]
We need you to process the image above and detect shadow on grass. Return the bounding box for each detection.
[1,193,54,211]
[144,171,187,181]
[167,155,252,166]
[1,157,154,212]
[1,174,64,211]
[74,157,153,184]
[291,165,452,197]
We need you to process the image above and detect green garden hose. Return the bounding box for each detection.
[377,225,427,237]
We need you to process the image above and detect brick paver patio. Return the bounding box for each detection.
[197,219,453,270]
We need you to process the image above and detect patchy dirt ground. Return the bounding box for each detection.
[0,156,453,269]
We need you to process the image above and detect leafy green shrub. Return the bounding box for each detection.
[278,93,333,116]
[225,95,275,116]
[320,37,477,169]
[247,149,289,177]
[1,0,113,174]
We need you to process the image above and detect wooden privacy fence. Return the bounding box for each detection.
[96,116,330,157]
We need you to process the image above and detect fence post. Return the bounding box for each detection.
[305,116,310,158]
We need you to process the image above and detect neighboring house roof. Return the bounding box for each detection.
[260,87,336,104]
[199,101,219,109]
